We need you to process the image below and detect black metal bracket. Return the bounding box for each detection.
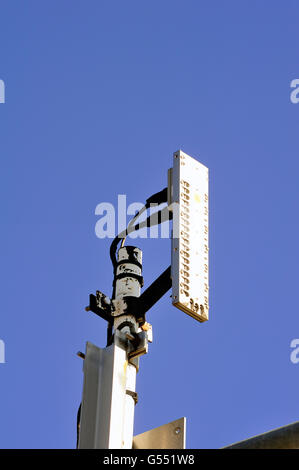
[85,265,172,325]
[138,265,172,314]
[86,292,113,324]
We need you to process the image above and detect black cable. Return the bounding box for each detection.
[129,205,172,233]
[76,402,81,448]
[110,235,124,271]
[145,187,168,206]
[125,203,148,244]
[109,187,168,273]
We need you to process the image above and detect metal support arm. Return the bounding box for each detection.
[85,265,172,324]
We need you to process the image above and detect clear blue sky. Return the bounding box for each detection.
[0,0,299,449]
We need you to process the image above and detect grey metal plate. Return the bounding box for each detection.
[133,417,186,449]
[224,420,299,449]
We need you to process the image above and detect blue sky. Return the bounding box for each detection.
[0,0,299,449]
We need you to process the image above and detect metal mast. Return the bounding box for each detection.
[77,150,209,449]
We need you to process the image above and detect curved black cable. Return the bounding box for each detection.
[109,187,168,274]
[76,403,81,448]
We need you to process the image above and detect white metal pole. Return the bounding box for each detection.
[78,245,146,449]
[123,362,137,448]
[113,246,142,449]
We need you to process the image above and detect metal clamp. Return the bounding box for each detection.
[126,390,138,405]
